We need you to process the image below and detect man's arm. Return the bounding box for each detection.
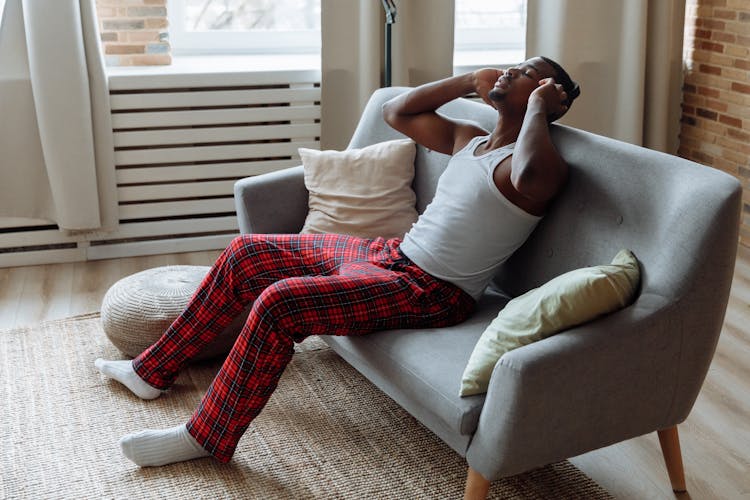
[509,79,570,204]
[381,70,501,155]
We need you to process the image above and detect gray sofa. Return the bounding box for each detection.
[234,87,741,496]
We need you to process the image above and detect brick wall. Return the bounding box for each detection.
[95,0,171,66]
[679,0,750,247]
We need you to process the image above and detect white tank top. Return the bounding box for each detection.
[399,135,542,300]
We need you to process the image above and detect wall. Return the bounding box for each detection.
[679,0,750,247]
[94,0,171,66]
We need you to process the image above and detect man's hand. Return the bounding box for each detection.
[530,78,569,121]
[472,68,504,108]
[382,72,490,155]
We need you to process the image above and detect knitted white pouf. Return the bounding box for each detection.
[101,265,248,360]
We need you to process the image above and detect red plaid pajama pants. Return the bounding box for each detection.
[133,233,475,462]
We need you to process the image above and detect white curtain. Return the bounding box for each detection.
[0,0,118,232]
[526,0,685,153]
[321,0,455,150]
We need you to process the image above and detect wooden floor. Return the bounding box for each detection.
[1,246,748,499]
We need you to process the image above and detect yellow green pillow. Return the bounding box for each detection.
[459,249,641,397]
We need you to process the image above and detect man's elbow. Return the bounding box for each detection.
[511,171,545,202]
[382,99,399,127]
[510,163,565,203]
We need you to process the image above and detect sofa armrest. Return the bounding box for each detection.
[466,292,683,480]
[233,166,308,234]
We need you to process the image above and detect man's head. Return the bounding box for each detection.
[487,56,580,121]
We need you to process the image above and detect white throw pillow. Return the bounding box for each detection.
[299,139,418,239]
[459,249,641,397]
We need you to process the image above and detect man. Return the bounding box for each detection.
[382,56,580,301]
[95,56,580,467]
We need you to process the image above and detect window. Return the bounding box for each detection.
[168,0,321,55]
[454,0,526,69]
[167,0,524,65]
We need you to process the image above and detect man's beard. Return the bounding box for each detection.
[487,88,504,102]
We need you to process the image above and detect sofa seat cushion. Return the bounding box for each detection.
[321,290,510,452]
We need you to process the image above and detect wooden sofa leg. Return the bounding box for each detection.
[464,466,491,500]
[657,426,687,492]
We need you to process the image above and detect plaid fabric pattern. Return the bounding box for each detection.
[133,233,475,462]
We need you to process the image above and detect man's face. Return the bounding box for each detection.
[488,57,557,110]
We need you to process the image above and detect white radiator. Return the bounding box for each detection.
[0,69,321,267]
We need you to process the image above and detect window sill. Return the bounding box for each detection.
[106,53,322,90]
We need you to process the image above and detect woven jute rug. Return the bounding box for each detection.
[0,314,613,499]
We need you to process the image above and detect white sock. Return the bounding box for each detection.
[94,358,162,400]
[119,424,211,467]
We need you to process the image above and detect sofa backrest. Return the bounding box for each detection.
[349,87,740,301]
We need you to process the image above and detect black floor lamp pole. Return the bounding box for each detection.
[381,0,397,87]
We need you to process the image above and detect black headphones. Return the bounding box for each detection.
[568,82,581,101]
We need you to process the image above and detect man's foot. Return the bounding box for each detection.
[119,424,211,466]
[94,359,162,400]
